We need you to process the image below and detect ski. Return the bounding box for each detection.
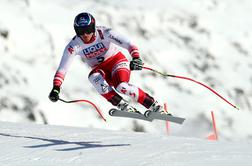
[109,109,185,124]
[109,109,153,122]
[144,110,185,124]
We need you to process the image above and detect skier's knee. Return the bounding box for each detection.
[116,82,138,100]
[116,82,128,93]
[88,69,105,78]
[88,72,110,94]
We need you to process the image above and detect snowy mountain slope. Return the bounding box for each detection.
[0,0,252,140]
[0,121,252,166]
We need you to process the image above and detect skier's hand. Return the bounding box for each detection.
[130,58,143,70]
[49,86,60,102]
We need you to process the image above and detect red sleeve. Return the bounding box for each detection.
[53,71,65,87]
[129,45,140,58]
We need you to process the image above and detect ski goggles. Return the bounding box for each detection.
[75,25,95,36]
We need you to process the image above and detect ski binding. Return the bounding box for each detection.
[109,108,153,122]
[144,110,185,124]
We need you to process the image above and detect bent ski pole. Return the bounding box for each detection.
[142,66,239,110]
[59,98,107,122]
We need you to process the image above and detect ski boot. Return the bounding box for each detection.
[149,101,171,115]
[117,99,138,113]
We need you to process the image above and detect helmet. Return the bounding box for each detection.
[74,12,95,36]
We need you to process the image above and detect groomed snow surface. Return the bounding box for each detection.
[0,121,251,166]
[1,0,252,140]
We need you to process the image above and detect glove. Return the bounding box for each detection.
[130,58,143,70]
[49,86,60,102]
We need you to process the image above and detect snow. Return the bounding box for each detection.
[0,0,252,142]
[1,0,252,164]
[0,121,252,166]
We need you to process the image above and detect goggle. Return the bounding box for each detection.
[76,26,94,35]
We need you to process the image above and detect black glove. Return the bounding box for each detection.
[49,86,60,102]
[130,58,143,70]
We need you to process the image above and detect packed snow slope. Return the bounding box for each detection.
[0,0,252,140]
[0,121,252,166]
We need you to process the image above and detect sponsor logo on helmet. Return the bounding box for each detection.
[78,16,91,26]
[83,43,107,58]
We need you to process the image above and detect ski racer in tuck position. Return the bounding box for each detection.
[48,12,167,115]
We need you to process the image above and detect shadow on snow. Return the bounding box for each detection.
[0,133,130,151]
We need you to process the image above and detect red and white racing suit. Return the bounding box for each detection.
[53,26,154,108]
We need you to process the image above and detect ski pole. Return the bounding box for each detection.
[142,66,239,110]
[59,98,107,122]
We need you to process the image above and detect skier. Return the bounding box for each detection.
[48,12,166,114]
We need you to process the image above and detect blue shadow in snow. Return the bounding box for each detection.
[0,133,130,151]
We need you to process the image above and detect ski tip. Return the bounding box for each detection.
[181,118,186,124]
[234,106,239,110]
